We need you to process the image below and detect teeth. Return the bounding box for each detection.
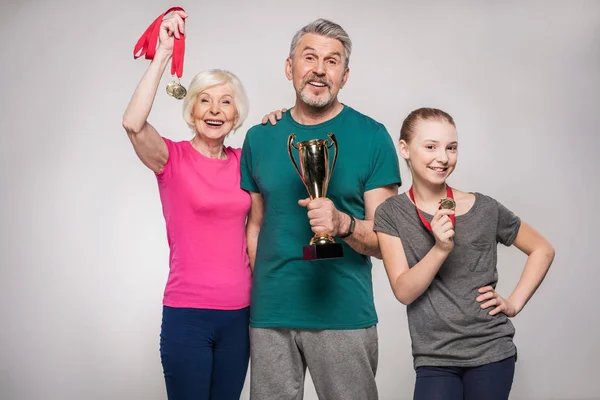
[206,120,224,126]
[309,81,326,87]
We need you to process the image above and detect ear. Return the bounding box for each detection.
[398,139,410,161]
[339,66,350,89]
[285,58,293,81]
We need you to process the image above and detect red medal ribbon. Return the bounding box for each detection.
[133,7,186,78]
[408,185,455,231]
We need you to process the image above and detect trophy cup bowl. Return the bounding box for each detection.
[288,133,344,260]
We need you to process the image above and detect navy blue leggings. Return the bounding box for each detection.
[160,306,250,400]
[414,356,516,400]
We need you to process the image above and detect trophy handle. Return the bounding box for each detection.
[287,134,302,179]
[327,133,339,176]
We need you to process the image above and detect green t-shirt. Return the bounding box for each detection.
[241,105,401,329]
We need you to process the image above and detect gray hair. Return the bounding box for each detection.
[289,19,352,67]
[182,69,249,132]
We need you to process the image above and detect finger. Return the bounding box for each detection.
[476,291,495,302]
[307,210,323,220]
[177,17,186,35]
[436,219,453,232]
[432,222,453,239]
[276,110,283,120]
[269,114,277,125]
[305,199,321,210]
[163,22,174,36]
[298,198,310,207]
[309,219,330,230]
[311,226,328,234]
[282,107,288,113]
[311,216,334,230]
[432,209,455,223]
[434,208,455,218]
[432,215,451,229]
[170,14,185,33]
[173,10,188,19]
[478,286,494,293]
[480,298,498,309]
[166,18,181,36]
[261,115,268,124]
[489,305,503,316]
[307,205,331,215]
[308,199,333,211]
[170,21,180,39]
[439,232,454,244]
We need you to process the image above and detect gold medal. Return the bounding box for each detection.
[166,79,187,99]
[172,82,187,99]
[439,197,456,210]
[166,80,177,96]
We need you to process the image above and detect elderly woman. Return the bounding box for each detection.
[122,10,252,400]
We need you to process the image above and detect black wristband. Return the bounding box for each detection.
[338,214,356,239]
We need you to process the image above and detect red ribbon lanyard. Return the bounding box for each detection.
[133,7,186,78]
[408,185,455,231]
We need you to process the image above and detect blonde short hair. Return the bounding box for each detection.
[182,69,249,132]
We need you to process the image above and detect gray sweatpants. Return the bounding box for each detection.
[250,326,379,400]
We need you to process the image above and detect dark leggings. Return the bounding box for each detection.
[160,306,250,400]
[414,356,516,400]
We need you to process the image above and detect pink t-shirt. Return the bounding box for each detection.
[156,137,251,310]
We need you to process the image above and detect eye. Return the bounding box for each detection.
[448,145,458,151]
[305,55,315,61]
[327,59,337,65]
[222,99,231,105]
[200,98,209,103]
[425,144,435,150]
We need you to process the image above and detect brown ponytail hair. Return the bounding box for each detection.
[400,108,456,144]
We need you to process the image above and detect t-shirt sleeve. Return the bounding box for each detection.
[374,199,400,238]
[156,137,176,181]
[240,130,259,193]
[364,126,402,192]
[495,198,521,246]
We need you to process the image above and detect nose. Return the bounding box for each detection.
[436,147,449,163]
[209,102,221,115]
[313,59,326,76]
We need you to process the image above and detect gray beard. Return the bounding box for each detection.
[298,84,334,108]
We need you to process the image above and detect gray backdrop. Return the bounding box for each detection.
[1,1,598,399]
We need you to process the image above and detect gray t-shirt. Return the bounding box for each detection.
[374,192,521,369]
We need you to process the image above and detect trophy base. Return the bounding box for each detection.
[303,243,344,261]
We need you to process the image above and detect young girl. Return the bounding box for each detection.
[374,108,555,400]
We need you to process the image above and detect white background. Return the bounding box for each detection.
[1,1,598,399]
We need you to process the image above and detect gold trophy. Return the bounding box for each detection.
[287,133,343,260]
